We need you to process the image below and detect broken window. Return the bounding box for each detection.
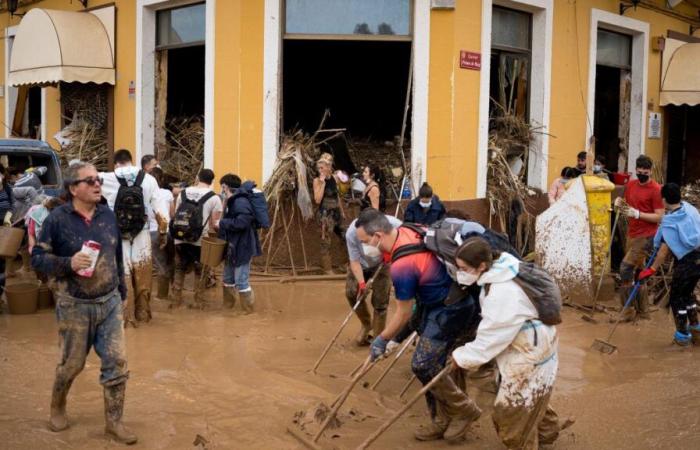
[154,2,206,183]
[594,29,632,173]
[285,0,411,38]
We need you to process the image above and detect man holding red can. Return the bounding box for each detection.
[32,162,136,445]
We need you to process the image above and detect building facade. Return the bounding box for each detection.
[1,0,698,199]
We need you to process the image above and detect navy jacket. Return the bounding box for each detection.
[219,181,262,267]
[32,202,126,301]
[404,195,446,226]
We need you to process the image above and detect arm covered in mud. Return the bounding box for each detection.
[115,229,127,301]
[31,213,73,277]
[219,197,254,232]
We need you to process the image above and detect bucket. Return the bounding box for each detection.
[38,284,54,309]
[200,236,226,267]
[613,172,631,186]
[0,227,25,258]
[6,282,39,314]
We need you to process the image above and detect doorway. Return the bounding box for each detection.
[666,105,700,184]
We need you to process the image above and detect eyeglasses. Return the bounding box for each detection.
[73,176,103,186]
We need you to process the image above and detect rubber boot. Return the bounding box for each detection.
[635,285,651,320]
[134,291,152,323]
[414,414,450,441]
[615,287,636,323]
[48,377,72,432]
[371,309,387,339]
[432,375,482,442]
[156,277,170,300]
[354,301,372,346]
[104,383,137,445]
[191,271,208,310]
[689,324,700,346]
[240,290,255,314]
[320,253,333,275]
[222,286,238,309]
[169,271,185,309]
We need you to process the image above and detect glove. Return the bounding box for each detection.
[3,211,12,226]
[357,280,367,298]
[638,267,656,281]
[625,206,640,219]
[384,340,400,356]
[370,335,388,361]
[614,197,624,208]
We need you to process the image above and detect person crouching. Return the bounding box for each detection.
[450,237,560,450]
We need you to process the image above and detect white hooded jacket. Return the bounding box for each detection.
[452,252,558,371]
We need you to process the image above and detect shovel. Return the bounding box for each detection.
[592,248,657,354]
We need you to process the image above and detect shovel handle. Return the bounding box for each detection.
[370,331,418,391]
[357,365,452,450]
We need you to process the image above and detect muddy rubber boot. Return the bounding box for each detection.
[432,375,482,442]
[222,286,238,309]
[134,292,152,323]
[104,383,137,445]
[320,252,333,275]
[240,290,255,314]
[635,286,651,320]
[354,301,372,346]
[371,309,387,339]
[689,324,700,345]
[156,277,170,300]
[48,377,72,432]
[414,415,450,441]
[169,271,185,309]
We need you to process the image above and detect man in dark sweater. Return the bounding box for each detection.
[32,162,136,445]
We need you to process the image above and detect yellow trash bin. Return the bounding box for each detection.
[582,175,616,277]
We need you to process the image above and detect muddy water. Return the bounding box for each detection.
[1,281,699,449]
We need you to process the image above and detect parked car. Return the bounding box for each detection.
[0,138,63,197]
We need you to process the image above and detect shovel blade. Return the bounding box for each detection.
[591,338,617,354]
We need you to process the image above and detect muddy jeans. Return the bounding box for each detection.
[344,265,391,313]
[223,260,251,291]
[412,298,478,420]
[669,249,700,333]
[54,291,128,387]
[620,236,653,316]
[122,230,153,323]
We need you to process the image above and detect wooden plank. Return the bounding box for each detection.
[155,49,168,159]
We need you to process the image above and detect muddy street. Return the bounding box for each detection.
[1,280,699,450]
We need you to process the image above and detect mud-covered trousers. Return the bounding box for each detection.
[669,249,700,333]
[412,297,478,420]
[54,292,129,391]
[122,229,153,323]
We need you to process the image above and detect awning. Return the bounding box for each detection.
[8,8,115,86]
[660,40,700,106]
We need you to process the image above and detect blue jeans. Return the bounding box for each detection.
[223,261,251,291]
[55,292,128,386]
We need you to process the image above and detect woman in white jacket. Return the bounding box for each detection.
[450,237,561,450]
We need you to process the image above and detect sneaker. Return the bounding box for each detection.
[673,331,692,347]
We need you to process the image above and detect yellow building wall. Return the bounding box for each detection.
[0,0,136,154]
[214,0,265,183]
[426,2,483,200]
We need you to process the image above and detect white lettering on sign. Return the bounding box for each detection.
[648,112,661,139]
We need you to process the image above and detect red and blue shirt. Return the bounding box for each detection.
[389,227,452,306]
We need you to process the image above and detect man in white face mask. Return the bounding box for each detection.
[344,210,402,345]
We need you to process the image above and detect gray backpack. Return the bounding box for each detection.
[513,261,562,325]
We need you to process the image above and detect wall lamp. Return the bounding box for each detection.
[620,0,642,15]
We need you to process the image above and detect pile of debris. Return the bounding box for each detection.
[159,116,204,184]
[345,137,409,201]
[682,180,700,208]
[486,106,539,254]
[54,115,110,171]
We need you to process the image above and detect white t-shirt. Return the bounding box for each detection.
[173,186,223,246]
[149,188,174,232]
[101,166,168,232]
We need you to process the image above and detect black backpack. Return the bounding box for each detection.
[114,170,146,240]
[169,190,216,242]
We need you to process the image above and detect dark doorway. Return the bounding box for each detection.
[27,86,42,139]
[666,105,700,184]
[593,65,622,172]
[167,45,205,118]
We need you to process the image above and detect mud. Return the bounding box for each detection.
[1,280,700,449]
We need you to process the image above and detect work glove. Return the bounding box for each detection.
[384,340,400,356]
[370,335,388,362]
[624,206,640,219]
[638,267,656,281]
[614,197,624,209]
[3,211,12,226]
[357,280,367,299]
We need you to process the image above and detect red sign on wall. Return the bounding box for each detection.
[459,51,481,70]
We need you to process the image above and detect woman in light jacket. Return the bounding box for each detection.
[450,237,562,450]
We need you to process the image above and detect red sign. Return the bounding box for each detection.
[460,51,481,70]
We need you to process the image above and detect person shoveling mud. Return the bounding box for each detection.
[31,162,137,445]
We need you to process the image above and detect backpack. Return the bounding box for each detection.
[249,189,270,229]
[114,170,146,240]
[169,190,216,242]
[512,261,562,325]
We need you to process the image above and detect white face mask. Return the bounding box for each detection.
[456,270,479,286]
[593,164,602,173]
[362,235,382,258]
[419,200,432,208]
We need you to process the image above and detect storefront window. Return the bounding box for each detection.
[157,3,205,49]
[285,0,411,38]
[597,29,631,69]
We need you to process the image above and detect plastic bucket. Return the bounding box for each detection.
[38,284,54,309]
[0,227,25,258]
[6,282,39,314]
[613,172,631,186]
[200,236,226,267]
